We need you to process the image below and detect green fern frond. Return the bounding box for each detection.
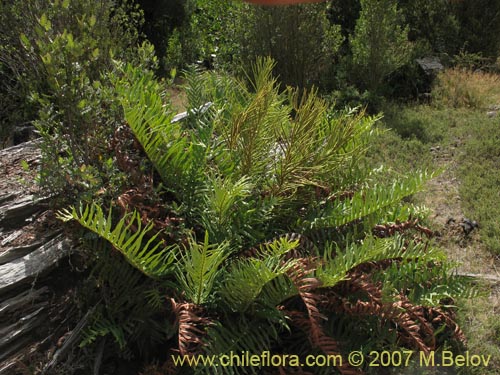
[57,204,176,278]
[200,176,253,239]
[202,317,282,374]
[115,64,205,193]
[81,317,126,349]
[176,231,232,305]
[375,260,477,306]
[302,170,434,232]
[220,238,301,312]
[317,236,442,288]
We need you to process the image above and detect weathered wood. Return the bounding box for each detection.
[0,141,78,373]
[458,272,500,284]
[0,337,33,372]
[0,139,40,159]
[0,241,45,265]
[0,230,23,247]
[0,230,62,265]
[0,234,73,295]
[0,286,49,316]
[42,306,96,374]
[0,194,15,206]
[0,307,47,361]
[0,195,50,229]
[171,101,213,123]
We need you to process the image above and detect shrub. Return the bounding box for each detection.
[349,0,413,94]
[58,58,471,373]
[452,0,500,59]
[0,0,144,148]
[5,0,149,202]
[237,3,343,89]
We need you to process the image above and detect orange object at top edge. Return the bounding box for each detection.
[244,0,324,5]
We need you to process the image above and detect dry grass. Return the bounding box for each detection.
[167,84,187,113]
[433,69,500,109]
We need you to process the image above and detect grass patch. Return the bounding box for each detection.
[433,68,500,109]
[370,69,500,375]
[457,288,500,375]
[459,114,500,254]
[378,93,500,256]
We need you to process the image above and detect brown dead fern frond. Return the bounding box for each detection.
[321,275,434,353]
[427,306,467,346]
[286,258,325,343]
[285,310,362,375]
[170,298,211,356]
[372,218,434,239]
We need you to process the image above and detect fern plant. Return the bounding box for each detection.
[59,57,472,374]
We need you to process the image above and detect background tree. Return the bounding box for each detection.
[349,0,413,94]
[453,0,500,59]
[238,3,343,88]
[398,0,460,56]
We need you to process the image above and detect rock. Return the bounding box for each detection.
[416,57,444,76]
[460,217,479,236]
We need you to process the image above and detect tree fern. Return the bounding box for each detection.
[56,58,474,373]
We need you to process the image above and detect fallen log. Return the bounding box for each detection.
[0,234,73,295]
[0,141,77,374]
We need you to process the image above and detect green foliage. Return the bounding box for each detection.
[459,114,500,255]
[79,246,173,356]
[349,0,413,93]
[58,58,470,373]
[398,0,460,55]
[452,0,500,59]
[176,232,231,305]
[57,204,176,278]
[237,3,343,88]
[300,170,434,232]
[0,0,148,202]
[137,0,185,67]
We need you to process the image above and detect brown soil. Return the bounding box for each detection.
[421,144,500,279]
[419,139,500,372]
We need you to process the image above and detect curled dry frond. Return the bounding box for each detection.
[170,298,212,356]
[427,306,467,345]
[372,218,434,239]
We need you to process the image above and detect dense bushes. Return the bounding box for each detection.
[146,0,500,107]
[349,0,412,94]
[236,3,343,89]
[0,0,149,201]
[3,0,499,147]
